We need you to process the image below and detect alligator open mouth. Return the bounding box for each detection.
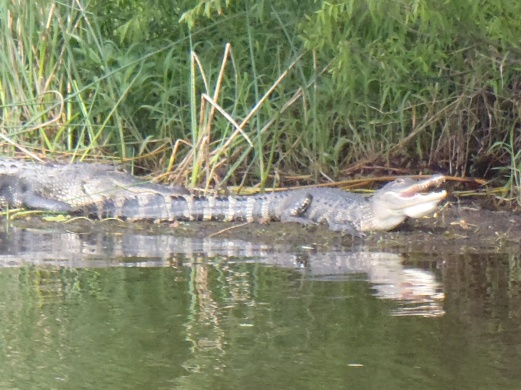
[395,175,447,217]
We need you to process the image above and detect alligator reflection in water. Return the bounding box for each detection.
[0,227,444,317]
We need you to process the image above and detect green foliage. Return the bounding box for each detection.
[1,0,521,201]
[299,0,521,193]
[0,0,159,160]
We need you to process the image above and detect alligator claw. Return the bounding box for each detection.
[280,216,318,226]
[327,222,364,238]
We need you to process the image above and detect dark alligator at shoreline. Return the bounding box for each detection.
[0,158,447,235]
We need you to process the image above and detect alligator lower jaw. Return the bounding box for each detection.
[401,190,447,218]
[392,175,447,218]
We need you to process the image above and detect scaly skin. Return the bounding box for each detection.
[0,158,188,211]
[0,158,447,234]
[81,176,447,235]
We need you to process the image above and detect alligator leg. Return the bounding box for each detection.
[278,193,362,238]
[0,176,72,212]
[16,178,72,212]
[22,192,72,213]
[325,221,364,238]
[279,193,318,226]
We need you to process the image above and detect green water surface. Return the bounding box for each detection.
[0,254,519,390]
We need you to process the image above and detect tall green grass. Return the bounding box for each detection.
[0,0,146,161]
[1,0,521,203]
[299,0,521,196]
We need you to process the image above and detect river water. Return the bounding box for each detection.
[0,226,519,389]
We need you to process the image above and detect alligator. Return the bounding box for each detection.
[0,158,188,212]
[0,158,447,235]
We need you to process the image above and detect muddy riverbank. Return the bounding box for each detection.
[4,199,520,254]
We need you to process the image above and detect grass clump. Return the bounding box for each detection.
[0,0,144,160]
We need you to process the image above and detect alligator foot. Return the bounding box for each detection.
[280,215,318,226]
[327,222,364,238]
[278,193,316,226]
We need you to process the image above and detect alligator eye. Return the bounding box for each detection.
[395,178,405,184]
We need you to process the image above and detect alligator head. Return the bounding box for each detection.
[362,175,447,232]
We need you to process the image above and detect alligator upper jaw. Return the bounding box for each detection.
[386,175,447,218]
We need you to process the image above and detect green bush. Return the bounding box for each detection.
[1,0,520,201]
